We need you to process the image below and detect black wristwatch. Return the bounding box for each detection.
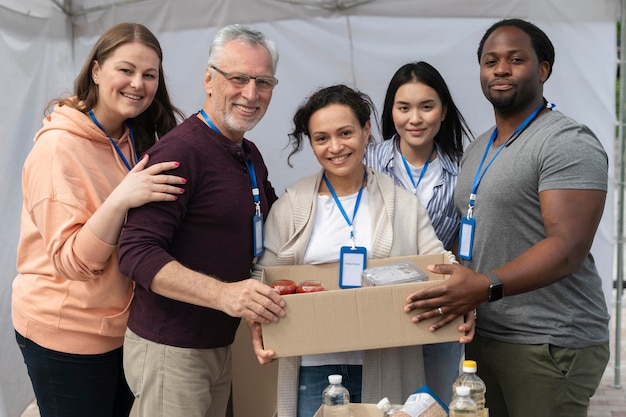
[486,271,504,302]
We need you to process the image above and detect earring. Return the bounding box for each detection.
[93,78,98,85]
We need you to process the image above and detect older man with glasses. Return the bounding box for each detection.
[118,24,285,417]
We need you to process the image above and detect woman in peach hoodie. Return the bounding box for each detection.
[12,23,185,417]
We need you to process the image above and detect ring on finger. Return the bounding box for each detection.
[437,307,444,316]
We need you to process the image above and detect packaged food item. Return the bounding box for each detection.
[296,280,326,293]
[361,261,428,287]
[270,279,297,295]
[389,385,448,417]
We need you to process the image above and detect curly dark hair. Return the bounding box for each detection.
[287,84,377,167]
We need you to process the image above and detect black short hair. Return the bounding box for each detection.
[477,18,555,80]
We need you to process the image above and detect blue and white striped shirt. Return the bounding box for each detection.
[365,136,460,250]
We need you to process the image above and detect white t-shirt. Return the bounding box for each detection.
[301,189,371,366]
[392,144,441,208]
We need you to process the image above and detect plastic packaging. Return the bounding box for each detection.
[376,397,403,416]
[451,360,486,412]
[361,261,428,287]
[322,374,350,417]
[270,279,297,295]
[388,387,448,417]
[297,280,326,293]
[449,386,477,416]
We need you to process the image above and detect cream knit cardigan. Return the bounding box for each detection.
[255,167,454,417]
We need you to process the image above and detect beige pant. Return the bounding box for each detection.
[123,328,232,417]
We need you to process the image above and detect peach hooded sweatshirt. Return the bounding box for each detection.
[12,102,135,354]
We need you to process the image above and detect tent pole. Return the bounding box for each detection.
[48,0,71,15]
[613,0,624,390]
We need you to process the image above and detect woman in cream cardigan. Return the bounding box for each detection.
[249,84,472,417]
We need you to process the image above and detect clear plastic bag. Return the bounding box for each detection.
[361,261,428,286]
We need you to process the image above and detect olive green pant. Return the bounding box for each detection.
[465,333,609,417]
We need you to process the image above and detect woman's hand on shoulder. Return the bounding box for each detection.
[111,154,186,211]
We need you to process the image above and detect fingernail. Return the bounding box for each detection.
[181,178,187,184]
[174,162,180,167]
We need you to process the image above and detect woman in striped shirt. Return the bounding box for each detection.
[365,61,473,404]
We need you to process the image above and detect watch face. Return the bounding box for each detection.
[489,284,504,302]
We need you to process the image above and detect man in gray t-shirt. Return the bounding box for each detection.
[404,18,609,417]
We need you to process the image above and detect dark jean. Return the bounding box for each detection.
[423,341,464,405]
[15,330,134,417]
[297,364,362,417]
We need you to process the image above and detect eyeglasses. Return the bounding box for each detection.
[210,65,278,92]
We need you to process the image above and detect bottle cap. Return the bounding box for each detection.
[455,385,471,396]
[376,397,391,410]
[462,360,477,373]
[328,374,343,384]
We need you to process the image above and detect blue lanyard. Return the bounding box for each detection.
[200,109,261,215]
[400,144,435,189]
[323,170,366,249]
[88,110,137,171]
[247,159,261,216]
[199,109,223,136]
[467,103,546,218]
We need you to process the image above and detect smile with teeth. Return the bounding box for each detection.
[122,93,142,100]
[235,104,256,114]
[329,154,350,162]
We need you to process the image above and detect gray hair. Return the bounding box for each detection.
[207,24,279,73]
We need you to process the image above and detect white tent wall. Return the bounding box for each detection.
[0,1,619,415]
[0,7,75,417]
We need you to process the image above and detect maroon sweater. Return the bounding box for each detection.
[119,115,277,348]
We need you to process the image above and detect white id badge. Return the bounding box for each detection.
[252,214,264,257]
[339,246,367,288]
[458,216,475,260]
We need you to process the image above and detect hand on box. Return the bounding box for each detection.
[219,278,286,324]
[403,263,485,333]
[246,318,276,365]
[459,309,476,344]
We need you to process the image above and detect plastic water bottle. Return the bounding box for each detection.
[451,360,486,412]
[449,386,477,416]
[376,397,403,416]
[322,374,350,417]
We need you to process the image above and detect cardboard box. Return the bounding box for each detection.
[230,319,278,417]
[261,253,462,358]
[313,404,488,417]
[313,403,381,417]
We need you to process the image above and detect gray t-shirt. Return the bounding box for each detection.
[454,110,610,347]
